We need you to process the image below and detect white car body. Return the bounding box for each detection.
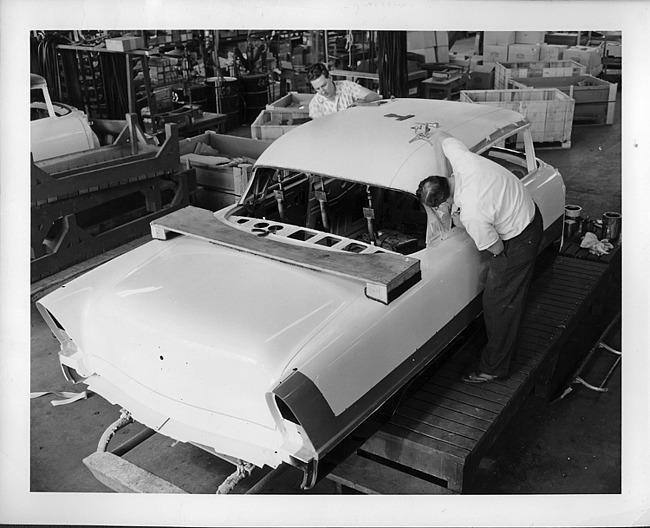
[30,73,100,162]
[37,98,565,489]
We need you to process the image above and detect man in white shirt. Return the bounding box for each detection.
[307,63,381,119]
[417,131,543,384]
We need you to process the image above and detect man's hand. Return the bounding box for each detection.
[487,238,504,256]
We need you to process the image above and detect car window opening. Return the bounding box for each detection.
[482,147,535,180]
[235,168,429,255]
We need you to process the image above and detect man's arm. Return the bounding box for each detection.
[358,87,381,103]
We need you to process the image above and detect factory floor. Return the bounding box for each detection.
[28,88,622,504]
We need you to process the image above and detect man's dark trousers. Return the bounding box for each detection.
[480,205,544,377]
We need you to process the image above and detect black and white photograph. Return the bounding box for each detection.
[1,0,649,526]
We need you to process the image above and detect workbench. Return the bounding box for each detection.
[422,74,468,100]
[329,69,428,96]
[176,112,227,137]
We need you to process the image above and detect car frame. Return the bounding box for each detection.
[30,73,100,162]
[37,98,565,490]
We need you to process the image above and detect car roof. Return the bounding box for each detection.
[254,98,529,194]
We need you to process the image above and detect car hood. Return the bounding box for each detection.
[40,236,363,426]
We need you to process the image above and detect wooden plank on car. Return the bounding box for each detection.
[150,206,421,304]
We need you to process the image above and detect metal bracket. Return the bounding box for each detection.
[558,313,621,400]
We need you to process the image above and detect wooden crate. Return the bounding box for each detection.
[250,109,312,141]
[494,60,587,89]
[266,91,313,112]
[508,75,617,125]
[179,131,271,195]
[460,88,574,147]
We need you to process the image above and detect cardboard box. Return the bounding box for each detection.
[562,46,602,70]
[423,32,437,48]
[508,44,541,62]
[407,31,426,50]
[436,46,449,63]
[515,31,546,44]
[435,31,449,46]
[105,36,145,52]
[483,44,509,62]
[410,47,437,63]
[470,55,496,70]
[483,31,516,47]
[539,44,568,61]
[468,70,494,90]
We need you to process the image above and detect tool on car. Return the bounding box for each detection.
[364,185,377,245]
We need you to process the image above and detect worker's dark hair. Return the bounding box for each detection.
[417,176,450,208]
[307,62,330,82]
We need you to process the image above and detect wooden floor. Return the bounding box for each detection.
[327,249,620,494]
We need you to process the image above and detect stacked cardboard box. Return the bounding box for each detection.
[507,44,540,62]
[561,45,603,76]
[147,30,193,46]
[483,31,549,63]
[105,36,145,52]
[539,44,569,61]
[483,31,515,63]
[407,31,450,63]
[148,57,181,85]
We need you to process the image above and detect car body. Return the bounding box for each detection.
[31,73,100,162]
[37,98,565,489]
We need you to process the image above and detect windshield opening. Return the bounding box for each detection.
[232,167,428,255]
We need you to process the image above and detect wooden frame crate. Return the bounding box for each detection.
[460,88,574,148]
[179,131,272,210]
[250,108,312,141]
[494,60,587,89]
[31,117,194,282]
[266,91,314,112]
[508,75,617,125]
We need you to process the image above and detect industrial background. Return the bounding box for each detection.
[3,20,644,526]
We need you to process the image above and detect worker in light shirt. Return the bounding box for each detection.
[307,62,381,119]
[417,131,543,384]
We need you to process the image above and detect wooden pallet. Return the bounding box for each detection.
[560,236,621,264]
[327,252,618,494]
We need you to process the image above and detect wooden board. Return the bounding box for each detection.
[331,254,615,493]
[83,451,188,493]
[150,206,421,304]
[328,452,454,494]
